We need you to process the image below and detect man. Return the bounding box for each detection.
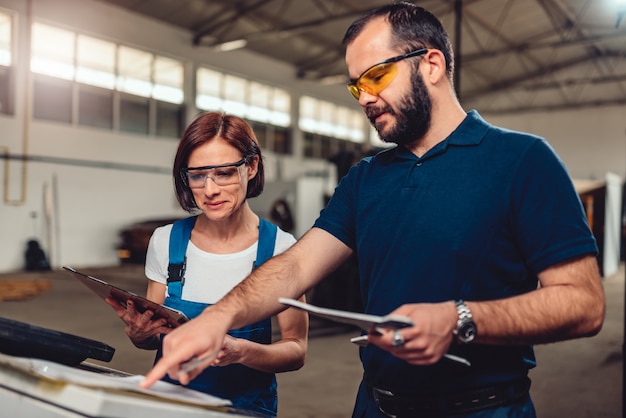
[142,3,605,417]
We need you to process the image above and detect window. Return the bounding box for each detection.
[78,85,113,129]
[299,96,366,143]
[304,131,371,160]
[248,120,291,155]
[153,56,184,104]
[32,75,71,123]
[270,89,290,127]
[156,101,184,138]
[30,22,184,137]
[0,11,13,114]
[197,67,292,153]
[249,82,270,122]
[273,126,291,155]
[196,68,291,126]
[196,68,222,110]
[0,12,11,66]
[117,46,152,98]
[223,74,247,116]
[31,23,75,80]
[0,65,11,114]
[245,84,291,127]
[301,96,372,159]
[76,35,115,89]
[120,94,149,135]
[248,120,268,149]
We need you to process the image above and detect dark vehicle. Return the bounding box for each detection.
[117,218,181,264]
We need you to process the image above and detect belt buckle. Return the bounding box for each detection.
[372,387,397,418]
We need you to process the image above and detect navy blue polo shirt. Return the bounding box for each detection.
[313,110,597,392]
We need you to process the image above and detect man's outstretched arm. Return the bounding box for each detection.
[140,227,352,388]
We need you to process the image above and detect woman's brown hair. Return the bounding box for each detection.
[173,112,265,212]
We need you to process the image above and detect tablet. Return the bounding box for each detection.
[63,266,189,328]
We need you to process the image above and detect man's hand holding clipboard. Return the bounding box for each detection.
[279,297,470,366]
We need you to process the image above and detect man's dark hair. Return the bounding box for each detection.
[343,2,454,82]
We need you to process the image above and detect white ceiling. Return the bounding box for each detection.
[94,0,626,114]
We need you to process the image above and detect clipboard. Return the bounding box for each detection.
[63,266,189,328]
[278,297,413,331]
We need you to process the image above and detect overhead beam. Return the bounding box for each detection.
[462,30,626,61]
[192,0,270,46]
[522,73,626,90]
[463,53,595,100]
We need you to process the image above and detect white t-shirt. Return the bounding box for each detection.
[145,222,296,304]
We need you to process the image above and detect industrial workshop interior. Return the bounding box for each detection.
[0,0,625,417]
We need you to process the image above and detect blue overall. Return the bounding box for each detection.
[155,215,278,416]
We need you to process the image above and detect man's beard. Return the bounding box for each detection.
[367,70,432,146]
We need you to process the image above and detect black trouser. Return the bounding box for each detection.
[353,377,533,418]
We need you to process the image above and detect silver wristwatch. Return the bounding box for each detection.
[453,300,477,344]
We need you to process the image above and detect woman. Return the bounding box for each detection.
[106,112,308,417]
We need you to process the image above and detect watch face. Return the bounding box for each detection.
[454,301,476,343]
[458,322,477,343]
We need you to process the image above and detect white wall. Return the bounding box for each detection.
[1,117,187,271]
[0,0,624,272]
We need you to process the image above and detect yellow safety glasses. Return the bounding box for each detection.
[347,48,428,100]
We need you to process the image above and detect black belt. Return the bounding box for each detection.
[367,377,531,418]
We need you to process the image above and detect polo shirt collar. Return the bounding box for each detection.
[388,110,489,161]
[446,110,489,146]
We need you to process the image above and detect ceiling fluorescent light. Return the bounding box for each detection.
[215,39,247,52]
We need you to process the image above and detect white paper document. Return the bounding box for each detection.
[279,297,413,331]
[0,353,231,407]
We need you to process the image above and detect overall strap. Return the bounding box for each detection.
[167,216,197,285]
[167,216,276,294]
[254,218,277,269]
[160,217,280,414]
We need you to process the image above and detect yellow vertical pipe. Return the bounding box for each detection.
[3,0,31,206]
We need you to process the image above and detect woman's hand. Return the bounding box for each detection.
[105,297,172,348]
[210,335,241,367]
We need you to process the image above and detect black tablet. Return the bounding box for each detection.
[63,266,189,328]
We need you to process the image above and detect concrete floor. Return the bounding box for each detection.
[0,263,623,417]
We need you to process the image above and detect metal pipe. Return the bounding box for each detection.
[3,0,32,206]
[0,152,170,174]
